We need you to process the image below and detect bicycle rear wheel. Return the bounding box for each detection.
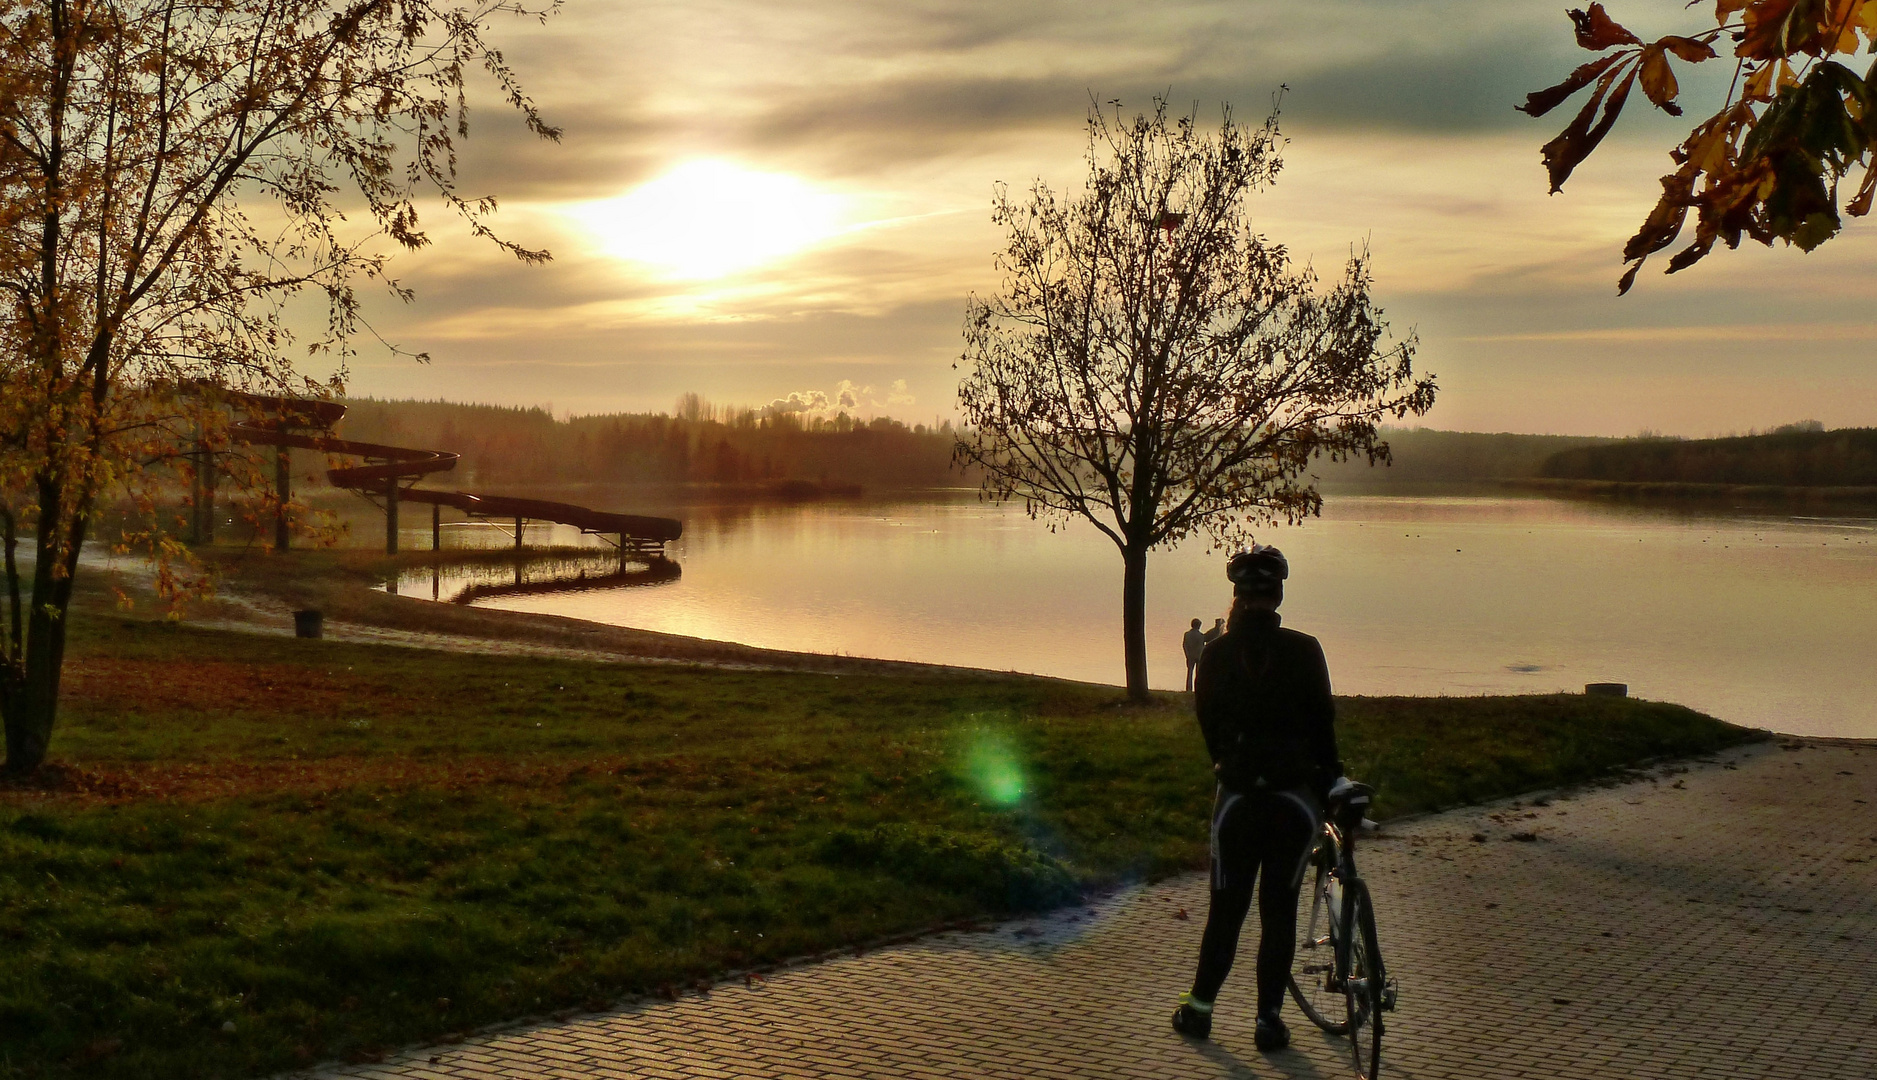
[1345,880,1386,1079]
[1286,845,1349,1035]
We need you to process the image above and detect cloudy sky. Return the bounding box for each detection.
[342,0,1877,436]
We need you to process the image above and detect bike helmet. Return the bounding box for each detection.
[1226,544,1288,598]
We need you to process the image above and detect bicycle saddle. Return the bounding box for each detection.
[1328,776,1375,805]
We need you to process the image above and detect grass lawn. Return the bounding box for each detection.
[0,582,1763,1079]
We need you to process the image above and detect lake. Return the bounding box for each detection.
[385,490,1877,739]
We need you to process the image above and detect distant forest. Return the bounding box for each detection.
[1539,426,1877,487]
[1309,428,1615,485]
[333,396,968,490]
[329,399,1629,492]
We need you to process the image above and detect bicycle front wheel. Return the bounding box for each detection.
[1345,880,1387,1079]
[1286,847,1348,1035]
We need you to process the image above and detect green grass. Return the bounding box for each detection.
[0,605,1762,1079]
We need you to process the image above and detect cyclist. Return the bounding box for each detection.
[1171,544,1343,1051]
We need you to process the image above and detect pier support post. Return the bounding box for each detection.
[432,503,442,551]
[274,446,291,552]
[192,433,217,545]
[385,479,400,555]
[514,515,525,550]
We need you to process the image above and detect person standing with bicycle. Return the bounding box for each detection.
[1172,544,1343,1052]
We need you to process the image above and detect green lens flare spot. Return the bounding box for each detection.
[966,732,1026,806]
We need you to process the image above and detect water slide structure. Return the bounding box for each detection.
[187,389,682,557]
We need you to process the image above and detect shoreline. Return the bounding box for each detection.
[86,544,1846,739]
[89,546,1091,686]
[42,538,1868,742]
[1506,476,1877,507]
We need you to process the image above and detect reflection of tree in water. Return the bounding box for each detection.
[392,551,681,604]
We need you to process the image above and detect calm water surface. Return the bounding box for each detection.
[388,492,1877,739]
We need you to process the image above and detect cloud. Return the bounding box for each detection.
[756,379,914,417]
[455,0,1607,193]
[766,389,831,414]
[1460,323,1877,344]
[331,0,1877,436]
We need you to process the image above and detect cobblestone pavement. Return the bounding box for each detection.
[302,738,1877,1080]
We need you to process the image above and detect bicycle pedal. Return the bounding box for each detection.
[1381,980,1399,1011]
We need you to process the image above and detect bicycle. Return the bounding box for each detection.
[1287,778,1398,1079]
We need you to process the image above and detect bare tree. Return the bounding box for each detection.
[955,98,1435,701]
[0,0,559,774]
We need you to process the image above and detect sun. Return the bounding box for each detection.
[575,160,845,279]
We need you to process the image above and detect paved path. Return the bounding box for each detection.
[301,739,1877,1080]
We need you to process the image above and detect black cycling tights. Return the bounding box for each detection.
[1191,878,1299,1014]
[1191,793,1317,1013]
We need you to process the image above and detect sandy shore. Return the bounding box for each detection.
[78,546,1064,686]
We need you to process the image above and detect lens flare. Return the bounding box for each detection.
[966,731,1026,806]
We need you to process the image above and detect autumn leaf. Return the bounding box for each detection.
[1659,35,1719,63]
[1570,4,1644,50]
[1687,110,1744,174]
[1622,163,1701,264]
[1743,61,1781,101]
[1540,64,1641,192]
[1532,2,1877,290]
[1831,7,1861,55]
[1519,53,1628,117]
[1828,0,1865,49]
[1736,0,1825,62]
[1741,62,1869,171]
[1793,210,1842,248]
[1846,162,1877,215]
[1639,45,1683,114]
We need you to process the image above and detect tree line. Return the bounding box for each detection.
[1540,427,1877,487]
[333,398,973,490]
[335,400,1635,494]
[1308,428,1616,484]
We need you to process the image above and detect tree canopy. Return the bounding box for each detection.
[0,0,558,773]
[1523,1,1877,293]
[955,99,1434,700]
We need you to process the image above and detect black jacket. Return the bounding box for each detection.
[1195,610,1341,796]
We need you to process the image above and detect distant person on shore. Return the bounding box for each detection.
[1205,617,1224,643]
[1171,544,1343,1053]
[1182,619,1208,692]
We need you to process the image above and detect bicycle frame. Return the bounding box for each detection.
[1290,785,1398,1079]
[1325,815,1396,1012]
[1308,818,1361,993]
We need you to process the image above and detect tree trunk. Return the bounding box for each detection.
[4,619,62,775]
[2,483,83,776]
[1121,542,1151,701]
[3,581,69,778]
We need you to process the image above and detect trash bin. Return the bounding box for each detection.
[1584,682,1627,697]
[292,610,323,639]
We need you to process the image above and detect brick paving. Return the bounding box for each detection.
[299,739,1877,1080]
